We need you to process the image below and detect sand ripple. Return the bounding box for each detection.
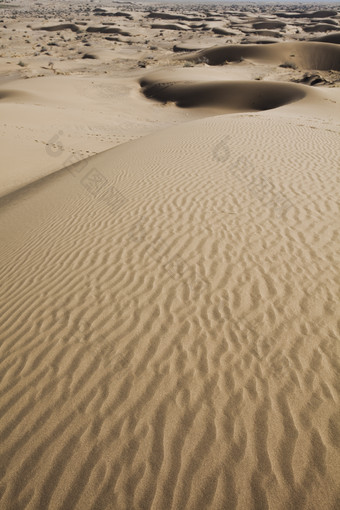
[0,113,339,509]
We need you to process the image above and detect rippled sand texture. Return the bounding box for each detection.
[0,112,339,509]
[1,0,340,509]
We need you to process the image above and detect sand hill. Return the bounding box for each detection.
[1,1,339,509]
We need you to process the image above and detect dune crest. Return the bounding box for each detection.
[181,41,340,71]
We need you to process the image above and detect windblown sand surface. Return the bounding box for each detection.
[1,2,340,510]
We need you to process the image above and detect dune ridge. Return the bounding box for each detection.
[183,41,340,70]
[303,24,340,33]
[311,32,340,44]
[33,23,81,33]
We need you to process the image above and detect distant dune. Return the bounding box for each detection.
[33,23,81,32]
[311,32,340,44]
[252,21,286,30]
[151,23,190,31]
[184,41,340,70]
[303,23,340,33]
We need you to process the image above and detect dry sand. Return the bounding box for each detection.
[0,2,340,510]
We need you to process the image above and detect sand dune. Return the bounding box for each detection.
[173,43,208,52]
[305,10,338,18]
[241,37,280,45]
[252,21,286,30]
[1,109,339,510]
[0,89,33,102]
[0,74,200,197]
[33,23,81,33]
[314,19,339,26]
[312,32,340,44]
[86,26,131,36]
[252,30,283,38]
[277,9,338,19]
[1,2,340,510]
[212,27,238,36]
[151,23,190,31]
[94,10,133,21]
[147,12,204,22]
[303,24,340,33]
[184,41,340,70]
[140,77,309,112]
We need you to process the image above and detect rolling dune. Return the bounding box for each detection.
[0,89,33,102]
[86,26,131,36]
[1,2,340,510]
[183,41,340,70]
[251,30,283,38]
[140,78,309,112]
[275,9,338,19]
[211,27,238,36]
[146,12,204,22]
[0,111,339,510]
[173,43,208,52]
[252,21,286,30]
[94,10,133,21]
[33,23,81,33]
[305,10,338,18]
[151,23,190,31]
[303,24,340,33]
[241,37,280,45]
[312,32,340,44]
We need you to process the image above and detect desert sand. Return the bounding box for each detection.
[0,1,340,510]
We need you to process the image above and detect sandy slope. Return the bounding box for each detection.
[0,74,201,198]
[1,105,339,509]
[140,78,310,111]
[1,2,340,510]
[184,41,340,70]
